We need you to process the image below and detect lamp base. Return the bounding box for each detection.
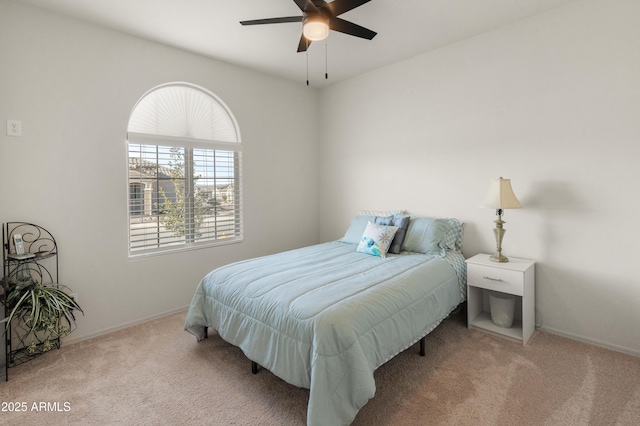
[490,252,509,263]
[491,212,509,262]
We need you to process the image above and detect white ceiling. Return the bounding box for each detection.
[19,0,578,88]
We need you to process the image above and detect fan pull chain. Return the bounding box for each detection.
[306,39,310,86]
[325,38,328,80]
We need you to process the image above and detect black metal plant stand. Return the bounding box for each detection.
[2,222,60,380]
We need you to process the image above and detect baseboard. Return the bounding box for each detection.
[538,325,640,358]
[60,311,640,358]
[62,306,189,346]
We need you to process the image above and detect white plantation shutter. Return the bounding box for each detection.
[127,83,242,257]
[128,83,238,142]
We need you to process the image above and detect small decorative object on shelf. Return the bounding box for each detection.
[2,222,83,381]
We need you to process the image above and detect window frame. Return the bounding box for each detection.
[126,83,242,258]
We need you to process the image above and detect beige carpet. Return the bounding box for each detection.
[1,310,639,425]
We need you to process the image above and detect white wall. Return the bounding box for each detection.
[319,0,640,355]
[0,1,320,341]
[2,0,639,356]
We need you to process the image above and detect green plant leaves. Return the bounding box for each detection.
[4,276,83,341]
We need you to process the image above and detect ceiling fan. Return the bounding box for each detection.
[240,0,377,53]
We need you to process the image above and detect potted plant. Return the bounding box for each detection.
[3,274,83,355]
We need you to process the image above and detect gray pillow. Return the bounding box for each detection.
[375,215,410,254]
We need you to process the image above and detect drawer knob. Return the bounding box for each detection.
[483,276,504,282]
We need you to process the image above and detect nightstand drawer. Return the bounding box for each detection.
[467,264,524,296]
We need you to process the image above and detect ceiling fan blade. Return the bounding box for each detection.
[240,16,303,26]
[326,0,372,16]
[293,0,318,13]
[329,17,377,40]
[297,34,311,52]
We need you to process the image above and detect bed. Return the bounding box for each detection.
[185,212,466,425]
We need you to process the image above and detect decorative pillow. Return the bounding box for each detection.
[375,215,410,254]
[402,217,450,255]
[356,221,398,258]
[340,211,404,244]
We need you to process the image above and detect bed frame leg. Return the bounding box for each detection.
[251,361,258,374]
[204,327,208,339]
[419,337,425,356]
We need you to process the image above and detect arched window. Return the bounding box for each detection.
[127,82,242,257]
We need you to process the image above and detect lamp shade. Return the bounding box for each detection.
[303,16,329,41]
[480,177,521,209]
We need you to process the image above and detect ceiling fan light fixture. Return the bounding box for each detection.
[303,16,329,41]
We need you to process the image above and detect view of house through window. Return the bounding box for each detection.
[127,83,242,256]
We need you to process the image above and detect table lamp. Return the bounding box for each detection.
[480,177,521,262]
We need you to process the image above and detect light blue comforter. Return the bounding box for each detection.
[185,241,464,425]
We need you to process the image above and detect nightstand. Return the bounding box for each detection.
[466,254,535,344]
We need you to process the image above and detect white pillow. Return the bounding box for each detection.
[356,221,399,258]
